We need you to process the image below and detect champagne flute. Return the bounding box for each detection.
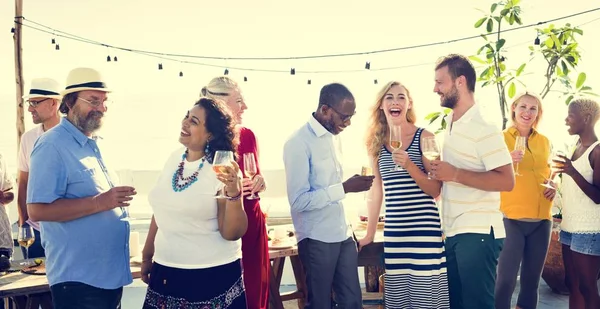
[213,150,234,199]
[361,165,373,200]
[18,225,35,260]
[389,124,403,171]
[243,153,259,200]
[119,169,134,220]
[541,149,566,189]
[422,136,441,180]
[514,136,527,176]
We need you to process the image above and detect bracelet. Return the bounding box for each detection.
[225,190,242,201]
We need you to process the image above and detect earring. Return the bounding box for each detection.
[204,143,210,154]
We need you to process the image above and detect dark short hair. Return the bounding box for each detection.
[59,93,79,114]
[195,97,239,163]
[435,54,477,92]
[318,83,354,108]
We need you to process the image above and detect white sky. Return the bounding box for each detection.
[1,0,599,172]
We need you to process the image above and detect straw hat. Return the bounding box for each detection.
[61,67,111,96]
[22,78,62,100]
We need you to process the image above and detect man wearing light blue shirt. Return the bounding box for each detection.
[283,83,374,309]
[27,68,136,309]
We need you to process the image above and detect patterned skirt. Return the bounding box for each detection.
[142,259,246,309]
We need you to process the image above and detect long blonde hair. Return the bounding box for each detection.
[200,76,239,99]
[365,81,416,158]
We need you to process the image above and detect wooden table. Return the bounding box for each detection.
[354,223,385,292]
[0,260,141,309]
[268,245,306,309]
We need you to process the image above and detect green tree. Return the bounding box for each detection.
[426,0,596,132]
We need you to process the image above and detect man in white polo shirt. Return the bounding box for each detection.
[430,54,515,309]
[17,77,62,259]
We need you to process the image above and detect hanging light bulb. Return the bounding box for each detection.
[224,68,229,75]
[244,76,248,82]
[158,63,163,70]
[11,28,15,33]
[51,38,55,44]
[107,55,111,62]
[365,62,371,70]
[307,79,311,85]
[290,68,296,75]
[55,44,60,50]
[113,56,118,62]
[534,36,540,45]
[374,79,378,85]
[179,71,183,77]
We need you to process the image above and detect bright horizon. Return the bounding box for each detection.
[1,0,599,174]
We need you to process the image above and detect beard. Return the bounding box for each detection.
[322,117,339,135]
[71,106,104,134]
[440,86,459,109]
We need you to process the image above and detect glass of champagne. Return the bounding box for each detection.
[18,225,35,260]
[213,150,234,199]
[541,149,566,189]
[243,153,259,200]
[119,169,134,220]
[422,136,441,179]
[389,124,403,171]
[514,136,527,176]
[361,165,373,200]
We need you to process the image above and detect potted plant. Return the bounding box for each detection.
[541,188,569,294]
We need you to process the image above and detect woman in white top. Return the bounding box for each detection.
[555,98,600,309]
[140,97,248,308]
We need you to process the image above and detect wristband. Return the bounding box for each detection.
[226,190,242,201]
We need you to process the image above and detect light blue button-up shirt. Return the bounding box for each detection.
[27,118,132,289]
[283,114,349,243]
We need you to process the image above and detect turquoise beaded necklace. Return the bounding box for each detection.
[171,150,206,192]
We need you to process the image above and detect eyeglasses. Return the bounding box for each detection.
[27,98,51,108]
[77,97,112,108]
[326,104,355,122]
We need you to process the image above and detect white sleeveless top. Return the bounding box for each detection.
[561,140,600,233]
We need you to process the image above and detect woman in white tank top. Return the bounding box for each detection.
[554,98,600,309]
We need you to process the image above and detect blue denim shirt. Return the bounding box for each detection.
[27,118,132,289]
[283,115,349,243]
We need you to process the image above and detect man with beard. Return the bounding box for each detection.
[429,54,514,309]
[17,77,62,259]
[283,83,374,309]
[26,67,136,309]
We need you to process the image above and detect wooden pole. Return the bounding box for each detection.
[14,0,25,153]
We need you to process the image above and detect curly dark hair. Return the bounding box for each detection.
[59,93,79,114]
[195,97,239,163]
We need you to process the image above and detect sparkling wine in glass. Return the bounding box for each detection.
[541,149,566,189]
[514,136,527,176]
[243,153,259,200]
[213,150,234,199]
[118,169,134,220]
[422,136,441,180]
[389,124,403,171]
[18,225,35,260]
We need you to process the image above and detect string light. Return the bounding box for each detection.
[179,71,183,77]
[55,44,59,50]
[365,62,371,70]
[374,79,378,85]
[244,76,248,82]
[11,27,15,33]
[113,56,118,62]
[307,79,311,85]
[534,36,541,45]
[106,55,111,62]
[224,68,229,75]
[51,38,55,44]
[290,68,295,75]
[158,63,163,70]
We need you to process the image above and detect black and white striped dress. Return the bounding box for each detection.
[379,128,449,309]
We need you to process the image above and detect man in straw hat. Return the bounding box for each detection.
[26,68,136,308]
[17,77,62,260]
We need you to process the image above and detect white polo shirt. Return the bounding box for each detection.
[441,104,512,238]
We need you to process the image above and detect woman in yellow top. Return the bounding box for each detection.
[495,92,557,309]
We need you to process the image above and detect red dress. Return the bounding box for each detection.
[237,127,270,309]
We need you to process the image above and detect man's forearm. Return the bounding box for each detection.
[17,174,29,224]
[28,196,103,222]
[455,167,515,192]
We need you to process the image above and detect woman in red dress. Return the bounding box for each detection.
[202,77,269,309]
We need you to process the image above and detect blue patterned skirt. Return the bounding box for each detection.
[142,259,246,309]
